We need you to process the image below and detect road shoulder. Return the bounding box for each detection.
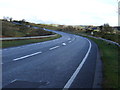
[93,43,103,88]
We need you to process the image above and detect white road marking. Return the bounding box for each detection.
[49,46,60,50]
[72,38,75,41]
[68,41,72,43]
[68,38,71,40]
[10,79,17,83]
[63,38,92,89]
[62,43,66,46]
[13,51,42,61]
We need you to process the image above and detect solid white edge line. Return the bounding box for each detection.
[63,38,92,89]
[49,46,60,50]
[13,51,42,61]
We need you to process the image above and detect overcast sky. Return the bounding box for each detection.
[0,0,119,26]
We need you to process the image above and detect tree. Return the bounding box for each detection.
[3,16,9,21]
[99,26,103,30]
[100,24,113,34]
[9,17,12,22]
[3,16,13,22]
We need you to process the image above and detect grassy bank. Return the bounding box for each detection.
[2,20,54,37]
[83,32,120,44]
[2,34,61,48]
[81,35,119,88]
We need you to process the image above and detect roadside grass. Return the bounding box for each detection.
[86,33,120,44]
[2,34,61,48]
[44,26,59,30]
[82,36,119,88]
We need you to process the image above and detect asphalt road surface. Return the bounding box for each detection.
[2,29,98,89]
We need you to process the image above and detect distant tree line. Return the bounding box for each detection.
[99,24,114,34]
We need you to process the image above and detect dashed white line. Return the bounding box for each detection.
[49,46,60,50]
[63,38,92,89]
[10,79,17,83]
[68,41,72,43]
[62,43,66,46]
[13,51,42,61]
[72,38,75,41]
[68,38,71,40]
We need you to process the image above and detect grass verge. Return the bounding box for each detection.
[81,35,119,88]
[2,34,62,48]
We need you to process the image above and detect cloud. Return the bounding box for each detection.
[0,0,117,26]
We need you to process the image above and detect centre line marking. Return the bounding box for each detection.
[68,41,72,43]
[62,43,66,46]
[63,38,92,89]
[68,38,71,40]
[10,79,17,83]
[72,38,75,41]
[13,51,42,61]
[49,46,60,50]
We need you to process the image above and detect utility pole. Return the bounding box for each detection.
[118,1,120,26]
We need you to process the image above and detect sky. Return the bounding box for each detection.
[0,0,119,26]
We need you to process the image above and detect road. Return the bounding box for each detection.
[2,29,98,88]
[0,34,57,41]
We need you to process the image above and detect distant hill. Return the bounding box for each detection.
[1,20,54,37]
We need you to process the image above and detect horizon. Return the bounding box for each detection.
[1,18,118,27]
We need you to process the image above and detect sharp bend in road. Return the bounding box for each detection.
[2,29,98,88]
